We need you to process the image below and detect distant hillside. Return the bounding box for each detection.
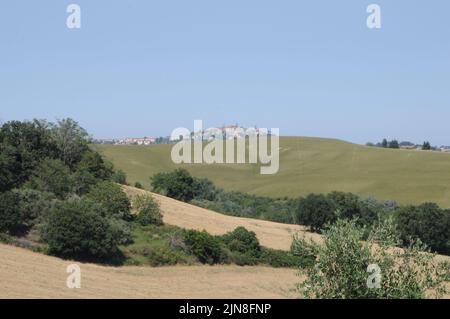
[94,136,450,207]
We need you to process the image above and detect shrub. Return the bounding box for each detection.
[134,182,143,189]
[227,251,258,266]
[134,195,163,226]
[108,217,133,245]
[86,181,132,221]
[395,203,450,255]
[129,246,187,267]
[221,227,261,258]
[112,170,128,185]
[294,219,448,299]
[296,194,336,232]
[42,198,122,260]
[261,248,314,268]
[25,158,73,199]
[184,230,225,265]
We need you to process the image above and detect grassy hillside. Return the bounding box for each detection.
[94,137,450,207]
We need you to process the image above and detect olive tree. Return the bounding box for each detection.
[292,218,448,299]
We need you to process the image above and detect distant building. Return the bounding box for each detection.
[191,125,268,141]
[117,137,156,145]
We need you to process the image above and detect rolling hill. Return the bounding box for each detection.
[1,187,312,299]
[95,137,450,208]
[0,243,298,299]
[1,187,448,298]
[122,185,322,250]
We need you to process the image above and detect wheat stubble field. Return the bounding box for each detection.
[0,243,298,299]
[0,187,309,299]
[1,186,448,299]
[122,185,323,250]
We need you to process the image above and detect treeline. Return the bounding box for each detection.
[366,138,435,150]
[0,119,144,262]
[150,169,450,256]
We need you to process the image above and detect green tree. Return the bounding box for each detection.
[381,138,388,148]
[296,194,336,232]
[134,195,163,226]
[395,203,450,255]
[77,150,113,180]
[184,230,225,265]
[292,219,448,299]
[25,158,74,199]
[51,118,89,167]
[328,192,378,227]
[0,120,58,191]
[0,191,22,234]
[13,189,55,230]
[388,139,399,149]
[193,177,217,201]
[422,141,431,150]
[86,181,132,221]
[42,198,123,260]
[222,227,261,258]
[151,169,196,202]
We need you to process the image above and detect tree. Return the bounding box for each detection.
[0,191,22,234]
[42,198,123,260]
[328,192,378,227]
[0,120,58,191]
[422,141,431,150]
[25,158,74,199]
[13,189,55,230]
[395,203,450,255]
[192,177,217,201]
[388,140,399,149]
[77,150,113,180]
[86,181,132,221]
[184,230,225,265]
[51,118,89,167]
[381,138,388,148]
[296,194,336,232]
[151,169,196,202]
[292,219,448,299]
[134,195,163,226]
[221,227,261,258]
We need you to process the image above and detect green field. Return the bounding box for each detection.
[94,137,450,208]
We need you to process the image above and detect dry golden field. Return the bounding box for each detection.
[0,243,298,299]
[122,185,323,250]
[1,186,448,299]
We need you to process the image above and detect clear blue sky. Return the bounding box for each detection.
[1,1,449,145]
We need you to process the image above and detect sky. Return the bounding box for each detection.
[0,1,449,145]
